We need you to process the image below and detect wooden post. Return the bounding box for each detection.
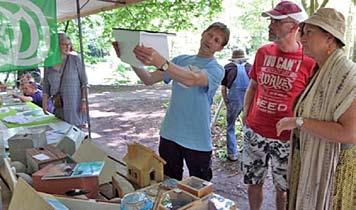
[210,98,224,128]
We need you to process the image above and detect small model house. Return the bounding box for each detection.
[123,142,166,188]
[8,128,47,165]
[56,125,85,155]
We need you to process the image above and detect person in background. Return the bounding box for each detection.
[16,68,42,89]
[113,22,230,181]
[221,49,251,161]
[241,1,316,210]
[13,80,54,113]
[42,33,88,128]
[18,73,42,91]
[0,82,6,92]
[276,8,355,210]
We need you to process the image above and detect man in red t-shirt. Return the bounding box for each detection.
[241,1,315,210]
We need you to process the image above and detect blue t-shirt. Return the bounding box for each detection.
[31,90,54,113]
[159,55,224,151]
[31,90,43,107]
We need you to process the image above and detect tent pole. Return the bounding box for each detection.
[76,0,92,139]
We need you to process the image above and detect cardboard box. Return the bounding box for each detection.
[26,145,67,174]
[32,164,99,199]
[8,129,47,164]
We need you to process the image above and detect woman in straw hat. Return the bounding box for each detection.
[276,8,355,210]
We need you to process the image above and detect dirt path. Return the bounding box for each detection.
[88,85,276,210]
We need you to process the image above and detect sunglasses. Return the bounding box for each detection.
[269,18,296,25]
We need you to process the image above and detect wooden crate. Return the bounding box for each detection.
[158,188,198,210]
[32,164,99,199]
[26,145,67,174]
[177,176,213,198]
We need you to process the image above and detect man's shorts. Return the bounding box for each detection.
[241,126,290,191]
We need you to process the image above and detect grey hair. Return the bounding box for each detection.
[58,32,71,44]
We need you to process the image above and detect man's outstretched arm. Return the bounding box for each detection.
[134,45,208,87]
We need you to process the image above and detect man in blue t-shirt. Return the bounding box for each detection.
[113,22,230,181]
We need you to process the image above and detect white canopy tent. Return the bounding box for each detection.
[57,0,145,22]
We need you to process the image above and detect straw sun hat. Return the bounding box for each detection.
[301,8,345,46]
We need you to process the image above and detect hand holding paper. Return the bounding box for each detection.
[133,45,166,69]
[112,41,121,58]
[112,28,172,68]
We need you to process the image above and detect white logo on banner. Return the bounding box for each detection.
[0,0,50,66]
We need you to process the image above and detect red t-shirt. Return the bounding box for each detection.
[246,43,316,140]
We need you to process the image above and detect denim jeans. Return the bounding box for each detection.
[226,90,245,156]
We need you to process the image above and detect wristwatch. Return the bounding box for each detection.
[296,117,304,128]
[158,60,169,71]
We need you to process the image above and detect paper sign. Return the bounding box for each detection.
[112,28,173,68]
[32,153,50,161]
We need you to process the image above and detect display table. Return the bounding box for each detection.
[0,102,60,129]
[0,96,83,149]
[0,94,85,167]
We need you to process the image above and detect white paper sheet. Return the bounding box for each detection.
[0,107,10,113]
[112,29,171,68]
[32,153,50,161]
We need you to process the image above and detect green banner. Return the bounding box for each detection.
[0,0,60,72]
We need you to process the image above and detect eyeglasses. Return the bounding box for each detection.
[60,42,71,46]
[300,25,331,38]
[269,18,296,25]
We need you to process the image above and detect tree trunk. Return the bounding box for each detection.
[302,0,330,16]
[352,40,356,62]
[345,0,355,61]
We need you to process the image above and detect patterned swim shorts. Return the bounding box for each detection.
[241,126,290,191]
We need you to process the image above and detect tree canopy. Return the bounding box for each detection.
[59,0,355,63]
[59,0,223,63]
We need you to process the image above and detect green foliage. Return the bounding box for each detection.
[102,0,223,56]
[234,0,271,54]
[59,0,223,64]
[110,64,131,84]
[104,0,222,31]
[58,16,108,64]
[301,0,329,16]
[162,99,170,109]
[214,139,228,159]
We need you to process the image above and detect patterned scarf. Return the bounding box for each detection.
[288,49,356,210]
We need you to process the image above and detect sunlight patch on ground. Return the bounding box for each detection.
[120,112,146,120]
[89,102,101,108]
[137,132,156,138]
[90,110,120,118]
[90,93,108,97]
[102,127,124,132]
[88,132,102,139]
[107,141,121,147]
[146,112,165,118]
